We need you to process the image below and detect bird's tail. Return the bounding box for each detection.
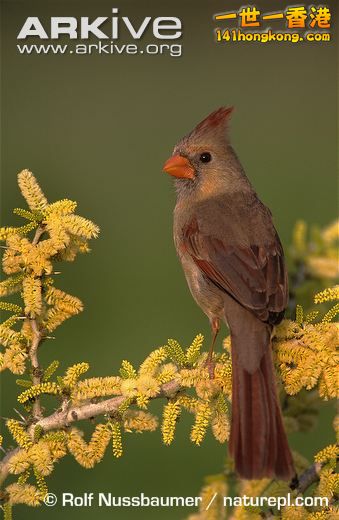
[229,341,295,480]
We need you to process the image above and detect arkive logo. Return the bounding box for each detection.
[17,7,182,40]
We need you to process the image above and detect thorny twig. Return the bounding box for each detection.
[0,379,180,486]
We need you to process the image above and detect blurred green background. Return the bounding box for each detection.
[1,1,337,519]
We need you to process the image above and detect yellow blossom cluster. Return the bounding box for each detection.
[138,347,167,375]
[161,400,181,445]
[71,375,121,402]
[123,410,158,433]
[317,468,339,501]
[314,444,339,464]
[17,382,60,404]
[6,419,33,450]
[62,362,89,389]
[314,286,339,304]
[109,421,123,458]
[17,170,48,212]
[190,402,213,446]
[67,424,112,468]
[188,419,339,520]
[0,170,99,379]
[274,320,338,399]
[152,335,232,447]
[8,441,53,477]
[0,342,28,375]
[42,431,68,461]
[1,173,338,520]
[188,476,228,520]
[43,286,83,332]
[5,428,68,504]
[6,483,43,507]
[22,276,42,318]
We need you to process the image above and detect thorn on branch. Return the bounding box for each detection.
[71,411,78,421]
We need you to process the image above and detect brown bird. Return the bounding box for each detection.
[163,107,295,480]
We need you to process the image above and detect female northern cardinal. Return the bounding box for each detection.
[163,107,295,480]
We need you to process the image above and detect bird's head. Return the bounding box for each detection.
[163,107,243,198]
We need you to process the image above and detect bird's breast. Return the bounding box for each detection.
[174,234,224,322]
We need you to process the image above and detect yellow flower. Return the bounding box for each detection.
[17,170,48,212]
[136,375,160,398]
[317,467,339,499]
[63,362,89,388]
[281,505,308,519]
[162,401,181,445]
[275,322,338,399]
[211,412,230,443]
[72,376,121,401]
[110,421,123,458]
[43,432,67,461]
[120,359,137,379]
[67,425,111,468]
[6,483,43,506]
[156,362,178,384]
[315,444,339,464]
[29,441,54,476]
[191,402,212,445]
[180,368,202,387]
[44,199,77,216]
[8,450,31,474]
[139,347,167,375]
[196,377,219,400]
[120,378,138,398]
[314,286,339,304]
[17,382,60,404]
[3,344,28,374]
[6,419,33,450]
[199,478,228,520]
[214,361,232,399]
[22,275,42,318]
[185,334,204,365]
[123,411,158,433]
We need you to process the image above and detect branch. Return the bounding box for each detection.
[0,448,20,487]
[35,392,139,433]
[290,461,323,494]
[40,378,180,430]
[28,319,43,419]
[31,226,45,247]
[27,225,46,420]
[0,378,180,487]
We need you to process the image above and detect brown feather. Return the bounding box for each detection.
[181,208,288,325]
[168,108,294,480]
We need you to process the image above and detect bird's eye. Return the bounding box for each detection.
[199,152,212,163]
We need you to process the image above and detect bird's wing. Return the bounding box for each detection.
[182,217,288,324]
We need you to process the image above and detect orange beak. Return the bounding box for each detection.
[163,155,195,180]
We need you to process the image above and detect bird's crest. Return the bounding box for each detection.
[194,107,234,133]
[183,106,234,147]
